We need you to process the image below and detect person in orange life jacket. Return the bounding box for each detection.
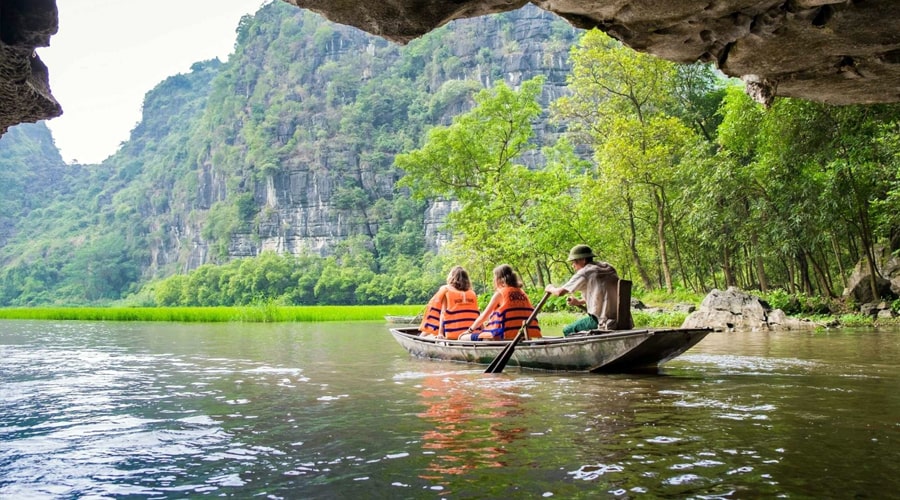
[545,244,620,336]
[458,264,541,341]
[419,266,480,340]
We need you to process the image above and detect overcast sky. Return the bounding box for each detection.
[40,0,265,164]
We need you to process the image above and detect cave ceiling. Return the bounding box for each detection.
[2,0,900,136]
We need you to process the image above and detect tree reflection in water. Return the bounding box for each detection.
[416,371,526,484]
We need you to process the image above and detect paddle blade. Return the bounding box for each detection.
[484,330,525,374]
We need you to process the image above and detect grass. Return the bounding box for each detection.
[8,302,885,329]
[637,289,704,309]
[0,304,425,323]
[0,303,687,328]
[632,310,689,328]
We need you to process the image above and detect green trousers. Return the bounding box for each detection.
[562,315,599,336]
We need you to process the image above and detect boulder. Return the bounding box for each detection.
[843,247,900,305]
[672,303,696,314]
[681,286,818,331]
[877,308,896,320]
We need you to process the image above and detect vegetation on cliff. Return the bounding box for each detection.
[0,2,897,313]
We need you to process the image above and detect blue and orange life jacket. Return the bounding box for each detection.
[483,287,541,340]
[419,286,480,339]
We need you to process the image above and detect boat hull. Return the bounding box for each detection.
[390,327,712,372]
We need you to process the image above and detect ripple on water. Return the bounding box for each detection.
[679,354,820,374]
[568,463,625,480]
[646,436,682,444]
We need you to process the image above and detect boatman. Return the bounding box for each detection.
[545,244,622,336]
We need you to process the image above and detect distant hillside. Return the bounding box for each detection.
[0,3,580,305]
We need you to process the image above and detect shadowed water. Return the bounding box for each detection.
[1,320,897,498]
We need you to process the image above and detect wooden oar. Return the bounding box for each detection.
[484,291,551,374]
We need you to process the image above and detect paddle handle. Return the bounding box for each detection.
[484,291,551,374]
[521,291,551,340]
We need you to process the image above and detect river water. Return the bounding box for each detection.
[1,320,897,499]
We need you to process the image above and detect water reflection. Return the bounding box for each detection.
[415,371,526,484]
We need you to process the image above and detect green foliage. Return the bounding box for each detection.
[837,314,875,328]
[759,288,794,312]
[632,310,689,328]
[637,288,704,308]
[759,289,835,315]
[142,249,443,307]
[396,77,590,285]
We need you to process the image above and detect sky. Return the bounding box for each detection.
[40,0,266,164]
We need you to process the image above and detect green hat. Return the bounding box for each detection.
[567,244,596,261]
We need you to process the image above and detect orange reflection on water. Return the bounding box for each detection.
[416,372,526,483]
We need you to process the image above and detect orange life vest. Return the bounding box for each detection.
[419,286,480,339]
[483,287,541,340]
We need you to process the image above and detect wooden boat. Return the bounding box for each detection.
[384,314,422,325]
[389,326,713,373]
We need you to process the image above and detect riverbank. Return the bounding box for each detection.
[0,304,424,323]
[0,305,686,327]
[0,303,895,328]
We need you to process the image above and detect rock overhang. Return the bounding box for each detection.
[285,0,900,107]
[2,0,899,135]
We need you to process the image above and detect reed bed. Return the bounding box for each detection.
[0,304,425,323]
[0,305,688,327]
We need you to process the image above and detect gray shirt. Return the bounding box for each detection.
[561,262,620,326]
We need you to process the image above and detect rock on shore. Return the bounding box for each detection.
[681,287,820,331]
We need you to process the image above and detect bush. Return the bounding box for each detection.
[759,289,834,316]
[838,314,874,327]
[636,287,703,308]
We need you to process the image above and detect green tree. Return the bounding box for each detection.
[553,29,712,293]
[396,76,580,284]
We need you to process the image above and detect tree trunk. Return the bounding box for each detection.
[654,190,673,293]
[784,259,796,294]
[626,195,654,290]
[722,245,736,288]
[535,259,547,289]
[854,195,881,300]
[750,231,769,292]
[830,234,848,291]
[666,203,692,292]
[796,251,814,296]
[808,249,835,298]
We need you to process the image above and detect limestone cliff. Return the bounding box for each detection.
[126,4,580,274]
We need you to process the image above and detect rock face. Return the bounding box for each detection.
[288,0,900,107]
[141,5,578,269]
[682,287,818,331]
[0,0,62,135]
